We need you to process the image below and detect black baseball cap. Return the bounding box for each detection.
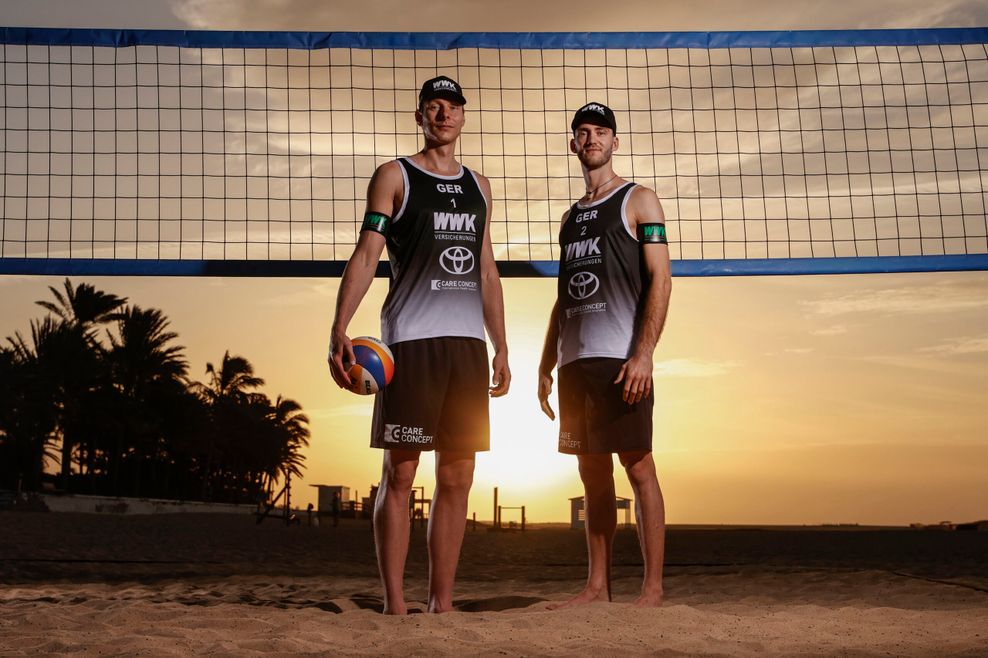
[571,102,617,133]
[418,75,467,107]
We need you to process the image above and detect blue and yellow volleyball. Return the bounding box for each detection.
[347,336,395,395]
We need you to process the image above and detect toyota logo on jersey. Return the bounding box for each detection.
[568,271,600,300]
[440,246,475,275]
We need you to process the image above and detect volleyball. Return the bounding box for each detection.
[347,336,395,395]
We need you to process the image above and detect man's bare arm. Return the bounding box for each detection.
[537,299,561,420]
[328,162,401,389]
[614,187,672,404]
[477,173,511,397]
[536,210,570,420]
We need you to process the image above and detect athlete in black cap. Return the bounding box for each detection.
[329,76,510,614]
[539,102,672,608]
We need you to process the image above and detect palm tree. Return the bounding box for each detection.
[1,318,72,490]
[234,393,280,503]
[192,352,265,501]
[197,352,265,405]
[34,279,126,490]
[4,280,312,505]
[155,388,211,500]
[36,278,127,330]
[105,305,190,497]
[269,395,310,494]
[107,305,188,395]
[263,395,310,516]
[241,394,309,519]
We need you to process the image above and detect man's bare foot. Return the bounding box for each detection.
[632,589,664,607]
[547,587,610,610]
[427,600,455,614]
[382,602,408,615]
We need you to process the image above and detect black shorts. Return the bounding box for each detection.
[557,357,653,455]
[371,337,489,452]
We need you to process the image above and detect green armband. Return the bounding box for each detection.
[637,223,668,245]
[361,212,390,235]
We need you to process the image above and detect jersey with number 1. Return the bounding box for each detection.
[381,157,488,345]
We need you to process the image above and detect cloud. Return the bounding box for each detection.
[0,276,42,287]
[801,285,988,317]
[857,354,982,377]
[169,0,988,32]
[920,336,988,356]
[811,325,847,336]
[256,280,340,307]
[654,358,738,377]
[308,403,373,420]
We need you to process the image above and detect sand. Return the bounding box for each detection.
[2,512,987,656]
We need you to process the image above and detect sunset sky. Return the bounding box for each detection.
[1,0,987,525]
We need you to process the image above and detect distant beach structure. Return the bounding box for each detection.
[569,496,632,530]
[956,520,988,531]
[311,485,351,513]
[911,519,988,532]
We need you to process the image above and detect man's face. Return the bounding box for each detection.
[570,123,618,169]
[416,97,465,145]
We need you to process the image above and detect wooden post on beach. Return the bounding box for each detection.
[284,472,292,526]
[493,486,499,530]
[522,506,526,532]
[472,512,476,532]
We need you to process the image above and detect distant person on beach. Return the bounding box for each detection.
[329,76,511,614]
[538,102,672,607]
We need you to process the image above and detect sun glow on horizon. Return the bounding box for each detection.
[3,269,988,525]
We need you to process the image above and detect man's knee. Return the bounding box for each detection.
[437,469,474,495]
[382,453,420,493]
[578,454,614,486]
[620,451,657,486]
[436,452,475,494]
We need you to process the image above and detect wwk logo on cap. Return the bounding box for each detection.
[419,76,467,106]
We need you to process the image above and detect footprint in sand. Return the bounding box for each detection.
[455,596,546,613]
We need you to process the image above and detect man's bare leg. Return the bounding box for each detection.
[373,448,420,615]
[427,450,475,613]
[620,451,665,607]
[550,453,616,609]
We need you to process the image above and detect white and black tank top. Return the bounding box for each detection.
[380,157,487,345]
[557,182,643,367]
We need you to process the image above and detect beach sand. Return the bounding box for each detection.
[2,512,987,656]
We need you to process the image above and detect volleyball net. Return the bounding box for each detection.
[1,28,987,277]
